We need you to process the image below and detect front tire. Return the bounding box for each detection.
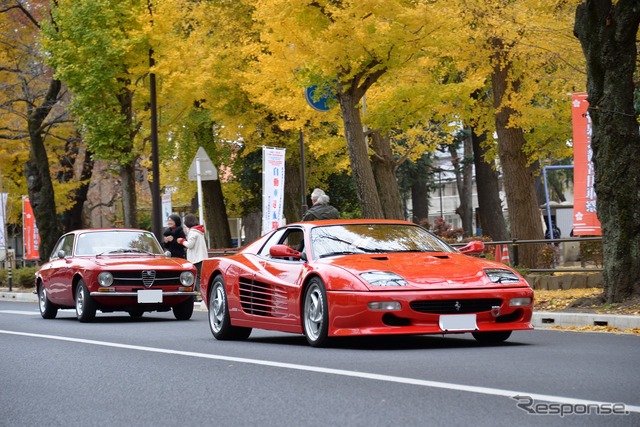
[75,279,97,323]
[173,297,194,320]
[209,275,251,340]
[303,278,330,347]
[38,285,58,319]
[472,331,512,344]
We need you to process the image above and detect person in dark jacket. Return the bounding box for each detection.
[163,214,186,258]
[301,188,339,221]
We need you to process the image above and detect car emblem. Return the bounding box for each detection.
[454,301,462,311]
[142,270,156,288]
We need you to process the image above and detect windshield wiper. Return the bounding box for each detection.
[98,248,155,256]
[318,250,359,258]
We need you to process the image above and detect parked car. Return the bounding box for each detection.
[201,219,534,347]
[36,228,197,322]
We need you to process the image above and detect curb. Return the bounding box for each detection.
[0,291,38,303]
[2,292,639,330]
[532,311,640,330]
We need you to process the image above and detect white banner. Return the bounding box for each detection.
[261,147,286,235]
[0,193,7,250]
[161,193,172,227]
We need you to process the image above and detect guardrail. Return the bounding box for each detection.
[453,236,603,274]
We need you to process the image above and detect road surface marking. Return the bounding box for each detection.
[1,329,638,414]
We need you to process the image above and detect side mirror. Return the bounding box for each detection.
[270,244,302,260]
[165,251,172,257]
[57,250,66,259]
[458,240,485,254]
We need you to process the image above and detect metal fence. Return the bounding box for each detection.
[453,236,603,274]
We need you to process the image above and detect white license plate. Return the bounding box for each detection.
[137,289,163,303]
[439,314,478,331]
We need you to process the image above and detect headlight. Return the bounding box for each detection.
[484,269,520,284]
[98,272,113,287]
[360,271,407,287]
[180,271,195,286]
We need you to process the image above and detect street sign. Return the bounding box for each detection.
[188,147,218,181]
[304,85,334,112]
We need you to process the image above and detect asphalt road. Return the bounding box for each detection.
[1,300,639,427]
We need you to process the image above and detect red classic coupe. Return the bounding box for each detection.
[36,229,197,322]
[201,219,534,347]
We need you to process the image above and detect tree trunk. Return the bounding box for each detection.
[60,136,93,232]
[471,129,507,241]
[449,138,474,236]
[26,78,62,263]
[574,0,640,301]
[119,161,138,228]
[411,179,429,225]
[242,211,262,245]
[284,153,302,223]
[370,130,403,219]
[337,89,384,218]
[491,39,544,267]
[203,179,232,249]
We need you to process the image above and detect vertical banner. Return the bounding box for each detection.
[0,193,7,252]
[23,196,40,259]
[161,193,172,227]
[261,147,286,235]
[571,93,601,236]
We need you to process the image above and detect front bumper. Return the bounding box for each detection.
[326,287,534,337]
[90,291,197,297]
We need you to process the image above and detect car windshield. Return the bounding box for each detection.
[310,224,454,259]
[74,231,164,256]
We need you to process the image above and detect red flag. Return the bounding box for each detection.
[23,196,40,259]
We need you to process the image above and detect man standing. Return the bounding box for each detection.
[301,188,340,221]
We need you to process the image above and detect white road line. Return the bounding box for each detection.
[0,310,40,316]
[2,329,639,414]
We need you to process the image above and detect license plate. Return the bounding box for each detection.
[137,289,163,303]
[439,314,478,331]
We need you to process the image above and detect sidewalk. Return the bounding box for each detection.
[2,290,639,331]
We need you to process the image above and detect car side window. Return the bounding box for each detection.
[51,234,74,259]
[258,229,287,257]
[257,228,305,259]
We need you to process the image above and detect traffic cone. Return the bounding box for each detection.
[501,246,510,265]
[494,244,502,262]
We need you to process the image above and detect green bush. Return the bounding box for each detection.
[2,267,38,289]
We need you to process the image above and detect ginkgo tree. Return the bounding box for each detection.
[246,0,461,218]
[0,1,89,261]
[574,0,640,302]
[42,0,154,228]
[442,0,586,266]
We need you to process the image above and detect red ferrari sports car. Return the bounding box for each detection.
[35,228,197,322]
[201,219,533,347]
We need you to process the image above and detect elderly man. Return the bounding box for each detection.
[301,188,340,221]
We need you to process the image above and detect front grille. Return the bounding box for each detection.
[112,271,183,287]
[410,298,503,314]
[239,276,287,317]
[141,270,156,287]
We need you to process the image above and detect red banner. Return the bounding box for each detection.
[571,93,601,236]
[23,196,40,259]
